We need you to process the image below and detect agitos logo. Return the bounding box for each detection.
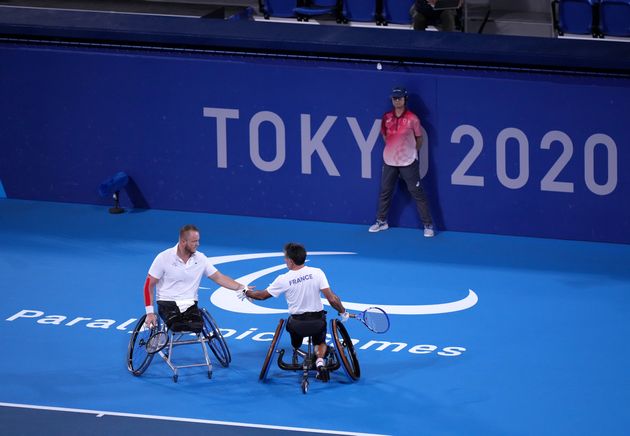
[206,252,479,315]
[3,252,477,358]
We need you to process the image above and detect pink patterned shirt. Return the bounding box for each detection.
[381,109,422,166]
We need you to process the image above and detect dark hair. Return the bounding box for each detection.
[284,242,306,265]
[179,224,200,240]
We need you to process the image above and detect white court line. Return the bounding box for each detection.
[0,402,390,436]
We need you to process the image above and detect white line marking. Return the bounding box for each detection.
[0,402,390,436]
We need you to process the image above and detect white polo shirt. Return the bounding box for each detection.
[148,245,217,302]
[267,266,329,315]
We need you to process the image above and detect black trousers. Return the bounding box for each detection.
[157,301,203,333]
[376,160,433,227]
[286,311,327,349]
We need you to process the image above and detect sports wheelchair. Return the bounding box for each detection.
[259,318,360,394]
[126,307,230,382]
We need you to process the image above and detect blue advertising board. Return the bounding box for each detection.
[1,44,628,243]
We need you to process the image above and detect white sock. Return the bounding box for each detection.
[316,358,325,368]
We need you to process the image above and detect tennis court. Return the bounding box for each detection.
[1,199,629,435]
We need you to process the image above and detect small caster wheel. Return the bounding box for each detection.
[173,374,178,383]
[208,371,213,379]
[301,379,309,394]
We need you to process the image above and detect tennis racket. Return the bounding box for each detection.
[350,307,390,333]
[145,326,168,354]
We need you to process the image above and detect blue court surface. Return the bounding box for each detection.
[1,199,629,435]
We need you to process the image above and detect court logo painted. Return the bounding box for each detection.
[204,252,478,315]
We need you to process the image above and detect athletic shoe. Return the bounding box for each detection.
[316,366,330,382]
[423,225,435,238]
[368,220,389,233]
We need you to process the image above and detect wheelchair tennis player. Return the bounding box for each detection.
[143,224,251,330]
[238,242,350,382]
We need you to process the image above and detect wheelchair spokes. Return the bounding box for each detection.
[146,327,169,354]
[126,315,155,376]
[127,309,232,380]
[201,308,231,367]
[331,319,361,381]
[258,317,360,392]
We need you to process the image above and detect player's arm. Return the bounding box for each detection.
[321,288,346,314]
[209,270,251,292]
[143,274,159,327]
[244,289,273,301]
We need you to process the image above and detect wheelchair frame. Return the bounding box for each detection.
[259,318,360,394]
[126,308,231,382]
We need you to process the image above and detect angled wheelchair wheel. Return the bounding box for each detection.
[201,309,231,367]
[127,315,155,376]
[259,318,285,382]
[331,319,360,381]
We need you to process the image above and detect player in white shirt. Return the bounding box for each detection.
[143,224,251,331]
[239,242,349,381]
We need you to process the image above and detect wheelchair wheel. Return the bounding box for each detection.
[331,319,360,381]
[201,309,231,367]
[127,315,155,376]
[259,318,285,382]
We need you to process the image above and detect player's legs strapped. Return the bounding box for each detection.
[286,311,327,349]
[157,301,204,333]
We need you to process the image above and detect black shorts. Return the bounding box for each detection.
[157,300,203,333]
[286,310,327,349]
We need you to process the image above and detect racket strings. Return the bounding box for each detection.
[364,308,389,333]
[146,330,168,353]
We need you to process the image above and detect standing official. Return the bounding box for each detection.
[369,86,435,237]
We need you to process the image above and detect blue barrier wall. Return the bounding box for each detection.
[1,42,628,244]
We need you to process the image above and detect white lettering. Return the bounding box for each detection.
[66,317,91,326]
[4,308,466,358]
[359,340,407,352]
[496,127,529,189]
[203,107,240,168]
[6,309,43,321]
[301,114,340,176]
[117,318,137,331]
[219,328,237,338]
[438,346,466,356]
[38,315,66,325]
[408,344,438,354]
[347,117,381,179]
[235,327,258,340]
[585,133,617,196]
[252,331,275,341]
[86,319,116,329]
[250,111,286,172]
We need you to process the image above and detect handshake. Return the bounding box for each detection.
[236,286,253,302]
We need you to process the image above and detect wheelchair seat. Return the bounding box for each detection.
[259,318,360,394]
[126,307,231,382]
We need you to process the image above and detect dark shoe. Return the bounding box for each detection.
[316,365,330,382]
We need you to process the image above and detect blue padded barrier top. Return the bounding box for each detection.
[0,7,629,75]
